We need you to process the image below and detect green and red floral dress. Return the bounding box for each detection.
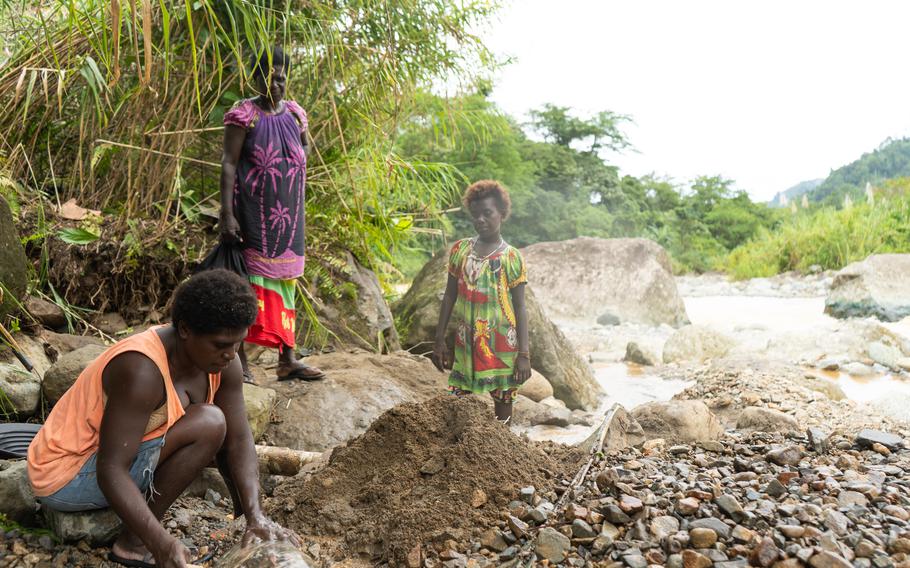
[446,238,528,402]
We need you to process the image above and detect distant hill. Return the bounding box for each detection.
[808,138,910,206]
[769,179,823,207]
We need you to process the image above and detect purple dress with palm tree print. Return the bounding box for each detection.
[224,99,308,279]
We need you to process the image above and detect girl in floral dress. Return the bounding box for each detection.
[219,46,324,383]
[432,180,531,422]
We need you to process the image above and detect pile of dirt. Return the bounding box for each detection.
[268,395,578,565]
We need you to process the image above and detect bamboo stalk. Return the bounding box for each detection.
[94,139,219,168]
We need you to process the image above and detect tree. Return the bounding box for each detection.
[528,104,630,153]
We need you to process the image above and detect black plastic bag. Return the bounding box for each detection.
[195,242,248,277]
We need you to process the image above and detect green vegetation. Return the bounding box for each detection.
[725,178,910,278]
[395,92,780,274]
[806,138,910,206]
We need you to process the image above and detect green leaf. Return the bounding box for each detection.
[57,227,100,245]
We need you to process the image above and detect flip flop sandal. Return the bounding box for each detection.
[0,423,41,459]
[276,367,327,381]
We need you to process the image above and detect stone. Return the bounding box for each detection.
[867,341,903,370]
[0,362,40,416]
[624,555,648,568]
[242,383,277,441]
[534,527,570,564]
[480,529,508,553]
[807,428,830,454]
[837,490,867,508]
[507,516,529,539]
[597,405,646,452]
[682,549,713,568]
[823,509,849,536]
[0,461,37,524]
[714,494,745,522]
[572,519,597,538]
[677,497,701,515]
[603,505,631,525]
[517,370,553,403]
[777,525,805,539]
[854,540,876,558]
[42,344,106,405]
[898,357,910,372]
[890,538,910,554]
[663,325,735,363]
[735,407,800,434]
[882,505,909,520]
[842,362,874,376]
[393,251,603,410]
[649,516,679,540]
[871,442,890,455]
[25,297,66,329]
[750,537,780,567]
[0,196,28,320]
[765,446,804,467]
[624,342,660,366]
[764,479,787,498]
[43,507,122,545]
[94,312,129,335]
[689,528,718,548]
[619,494,643,514]
[597,312,621,326]
[825,254,910,321]
[690,517,732,539]
[406,545,423,568]
[472,489,488,508]
[520,237,689,326]
[731,525,755,543]
[808,551,852,568]
[600,522,620,540]
[632,400,724,444]
[855,429,903,450]
[796,375,847,401]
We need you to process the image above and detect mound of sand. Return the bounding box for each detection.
[268,395,576,565]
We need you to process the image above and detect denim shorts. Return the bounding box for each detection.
[38,436,165,512]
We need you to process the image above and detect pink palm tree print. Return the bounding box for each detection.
[269,199,292,236]
[285,144,307,190]
[245,142,284,195]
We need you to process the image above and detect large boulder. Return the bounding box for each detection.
[662,325,735,363]
[393,250,603,410]
[44,507,121,545]
[631,400,724,444]
[0,460,37,525]
[520,237,689,326]
[0,195,28,320]
[0,362,40,416]
[518,370,554,402]
[825,254,910,321]
[263,350,448,452]
[42,344,106,405]
[736,406,800,434]
[243,384,277,441]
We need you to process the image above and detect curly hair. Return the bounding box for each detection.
[250,45,290,81]
[171,269,258,334]
[462,180,512,220]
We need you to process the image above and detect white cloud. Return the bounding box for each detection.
[486,0,910,200]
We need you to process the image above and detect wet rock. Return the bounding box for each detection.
[736,407,800,434]
[43,508,121,545]
[855,429,903,450]
[42,344,106,405]
[632,400,724,444]
[749,537,780,567]
[0,363,40,417]
[534,527,570,564]
[765,446,804,467]
[689,528,718,548]
[624,342,660,366]
[663,325,735,363]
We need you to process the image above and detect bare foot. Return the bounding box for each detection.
[111,532,154,565]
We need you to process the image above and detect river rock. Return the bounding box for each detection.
[841,361,874,376]
[44,507,122,545]
[662,325,735,363]
[735,407,800,434]
[42,344,106,405]
[535,527,570,564]
[808,551,852,568]
[689,527,717,548]
[0,362,40,416]
[650,515,680,540]
[795,374,847,401]
[689,517,732,539]
[632,400,724,444]
[854,428,903,450]
[825,254,910,321]
[624,341,660,366]
[518,370,554,402]
[393,250,603,409]
[597,311,620,326]
[0,460,37,525]
[867,340,903,370]
[242,384,277,441]
[520,237,689,326]
[0,196,28,320]
[765,445,804,466]
[24,297,66,329]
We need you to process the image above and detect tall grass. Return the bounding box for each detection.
[724,186,910,279]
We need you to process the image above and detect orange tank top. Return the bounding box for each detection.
[27,327,222,497]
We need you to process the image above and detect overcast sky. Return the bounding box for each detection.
[483,0,910,201]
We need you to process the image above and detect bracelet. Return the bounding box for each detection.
[517,351,530,358]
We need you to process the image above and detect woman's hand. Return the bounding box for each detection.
[242,516,301,548]
[220,213,243,244]
[514,354,531,383]
[151,535,191,568]
[431,340,450,372]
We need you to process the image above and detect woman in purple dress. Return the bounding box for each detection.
[219,46,325,383]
